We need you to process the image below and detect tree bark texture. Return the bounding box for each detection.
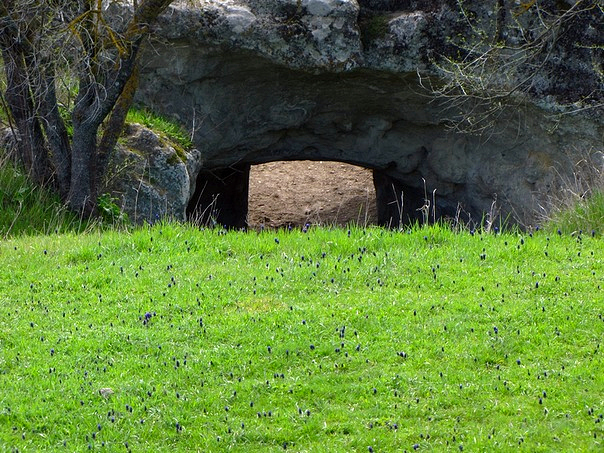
[0,33,52,186]
[97,63,140,191]
[39,64,72,199]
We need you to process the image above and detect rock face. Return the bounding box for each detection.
[129,0,603,227]
[104,124,202,223]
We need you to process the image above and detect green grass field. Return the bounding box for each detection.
[0,223,602,451]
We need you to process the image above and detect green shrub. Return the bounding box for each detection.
[97,192,129,225]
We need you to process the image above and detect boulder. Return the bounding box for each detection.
[103,123,202,223]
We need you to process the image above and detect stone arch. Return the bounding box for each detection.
[138,47,515,228]
[90,0,602,228]
[135,29,601,229]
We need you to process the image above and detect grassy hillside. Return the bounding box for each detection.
[0,223,602,451]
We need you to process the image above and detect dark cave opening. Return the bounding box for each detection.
[186,160,428,229]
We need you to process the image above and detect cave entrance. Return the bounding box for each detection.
[186,160,427,229]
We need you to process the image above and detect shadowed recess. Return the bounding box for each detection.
[186,160,431,229]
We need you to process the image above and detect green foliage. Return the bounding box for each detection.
[0,159,88,237]
[0,103,9,123]
[97,192,129,225]
[546,190,604,235]
[126,107,192,150]
[60,104,73,139]
[0,223,602,451]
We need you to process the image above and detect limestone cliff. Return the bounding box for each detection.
[119,0,603,227]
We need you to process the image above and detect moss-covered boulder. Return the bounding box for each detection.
[103,123,201,223]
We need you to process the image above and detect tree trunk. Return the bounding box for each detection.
[1,46,52,186]
[67,121,98,215]
[39,64,72,200]
[97,63,140,191]
[1,0,176,216]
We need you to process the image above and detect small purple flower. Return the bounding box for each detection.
[142,311,154,325]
